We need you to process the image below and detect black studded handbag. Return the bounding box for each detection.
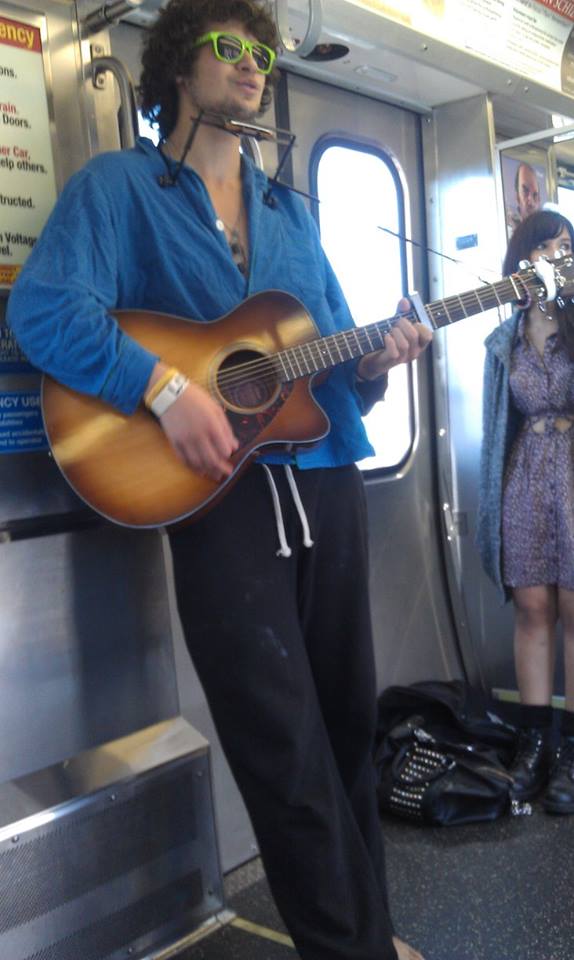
[376,719,513,826]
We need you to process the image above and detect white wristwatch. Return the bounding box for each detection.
[150,371,190,418]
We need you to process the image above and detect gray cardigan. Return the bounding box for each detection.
[476,312,523,602]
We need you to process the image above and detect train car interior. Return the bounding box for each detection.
[1,0,574,958]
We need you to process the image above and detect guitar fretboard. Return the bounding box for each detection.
[272,271,533,382]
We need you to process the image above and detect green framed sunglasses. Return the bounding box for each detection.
[193,31,276,75]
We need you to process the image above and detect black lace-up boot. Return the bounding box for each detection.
[509,726,553,801]
[544,736,574,814]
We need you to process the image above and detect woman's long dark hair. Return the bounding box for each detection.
[504,209,574,360]
[139,0,279,140]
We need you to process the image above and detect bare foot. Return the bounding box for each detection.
[393,936,425,960]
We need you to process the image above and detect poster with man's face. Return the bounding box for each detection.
[501,154,548,237]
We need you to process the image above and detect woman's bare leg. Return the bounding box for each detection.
[558,587,574,711]
[508,586,557,799]
[512,585,558,704]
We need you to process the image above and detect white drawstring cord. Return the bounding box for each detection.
[284,465,314,548]
[262,464,292,557]
[261,464,315,557]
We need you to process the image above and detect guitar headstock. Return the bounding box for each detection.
[517,253,574,305]
[552,253,574,301]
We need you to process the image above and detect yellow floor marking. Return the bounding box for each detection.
[231,916,295,948]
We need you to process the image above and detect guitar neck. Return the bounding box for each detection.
[274,269,538,383]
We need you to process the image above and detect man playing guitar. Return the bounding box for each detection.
[8,2,431,958]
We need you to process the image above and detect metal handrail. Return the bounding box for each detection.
[274,0,323,58]
[91,55,138,150]
[82,0,143,35]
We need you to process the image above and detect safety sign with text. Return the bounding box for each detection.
[0,389,48,452]
[0,10,57,287]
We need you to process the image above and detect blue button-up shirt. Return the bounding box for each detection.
[7,137,380,468]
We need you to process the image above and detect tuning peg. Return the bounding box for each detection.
[530,257,557,301]
[518,259,532,269]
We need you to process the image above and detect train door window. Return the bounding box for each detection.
[311,140,413,472]
[558,184,574,224]
[138,112,160,144]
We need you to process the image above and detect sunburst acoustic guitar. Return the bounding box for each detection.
[41,255,574,528]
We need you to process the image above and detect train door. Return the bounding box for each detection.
[283,73,463,688]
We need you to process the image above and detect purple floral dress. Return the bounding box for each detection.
[502,314,574,589]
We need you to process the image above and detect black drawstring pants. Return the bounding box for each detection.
[169,464,397,960]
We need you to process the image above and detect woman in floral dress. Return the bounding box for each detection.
[477,209,574,813]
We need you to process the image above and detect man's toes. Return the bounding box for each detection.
[392,936,425,960]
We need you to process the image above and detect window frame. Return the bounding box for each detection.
[309,134,416,477]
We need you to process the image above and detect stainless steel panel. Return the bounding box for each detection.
[0,716,207,830]
[423,95,518,693]
[0,718,224,960]
[0,525,179,783]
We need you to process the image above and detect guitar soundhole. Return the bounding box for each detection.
[216,349,279,412]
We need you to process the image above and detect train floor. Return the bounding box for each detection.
[179,801,574,960]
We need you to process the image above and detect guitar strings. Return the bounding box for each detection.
[197,272,535,394]
[205,309,414,392]
[200,283,526,394]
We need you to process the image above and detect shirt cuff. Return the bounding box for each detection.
[354,372,388,415]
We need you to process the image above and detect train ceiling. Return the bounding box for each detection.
[122,0,574,137]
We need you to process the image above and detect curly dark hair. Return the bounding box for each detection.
[139,0,279,139]
[504,209,574,360]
